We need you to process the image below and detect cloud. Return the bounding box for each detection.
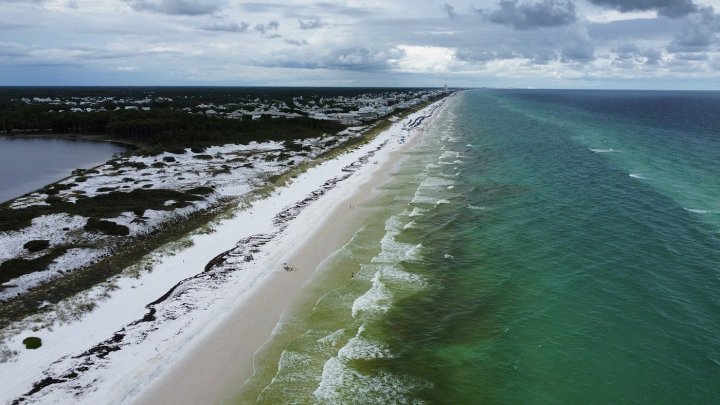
[201,21,249,32]
[312,2,376,17]
[1,0,46,4]
[126,0,225,16]
[264,46,403,71]
[239,2,376,17]
[478,0,576,30]
[455,47,559,64]
[254,20,280,34]
[285,38,309,46]
[667,7,719,52]
[0,42,31,59]
[612,43,663,67]
[239,2,284,13]
[298,18,327,29]
[586,0,697,18]
[561,26,595,61]
[443,3,457,19]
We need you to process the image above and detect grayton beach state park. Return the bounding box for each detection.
[1,1,719,404]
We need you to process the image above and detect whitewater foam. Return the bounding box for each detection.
[351,272,393,318]
[589,148,619,153]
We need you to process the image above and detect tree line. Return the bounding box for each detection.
[0,105,345,152]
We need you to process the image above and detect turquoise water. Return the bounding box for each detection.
[243,90,720,403]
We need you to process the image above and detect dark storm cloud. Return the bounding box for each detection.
[667,7,719,52]
[201,21,250,32]
[478,0,576,30]
[298,18,327,29]
[587,0,697,18]
[126,0,225,16]
[254,20,280,34]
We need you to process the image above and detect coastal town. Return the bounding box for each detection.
[4,87,446,131]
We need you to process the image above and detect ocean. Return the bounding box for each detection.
[238,90,720,403]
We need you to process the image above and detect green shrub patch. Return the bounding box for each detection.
[22,336,42,349]
[96,187,118,193]
[185,186,215,195]
[84,218,130,236]
[23,240,50,252]
[0,248,67,284]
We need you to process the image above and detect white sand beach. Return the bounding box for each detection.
[0,98,448,404]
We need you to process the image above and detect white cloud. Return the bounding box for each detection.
[394,45,458,72]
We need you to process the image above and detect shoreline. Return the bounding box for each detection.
[137,112,429,405]
[2,97,450,404]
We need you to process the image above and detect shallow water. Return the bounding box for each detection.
[0,137,126,203]
[239,90,720,403]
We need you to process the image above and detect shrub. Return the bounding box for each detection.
[186,186,214,195]
[194,154,213,160]
[162,156,176,163]
[23,240,50,252]
[0,248,67,284]
[74,176,88,183]
[84,218,130,236]
[96,187,117,193]
[151,162,166,168]
[122,161,148,170]
[190,146,206,153]
[45,196,62,204]
[166,146,187,154]
[22,337,42,349]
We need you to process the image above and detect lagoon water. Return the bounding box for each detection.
[0,137,125,203]
[240,90,720,403]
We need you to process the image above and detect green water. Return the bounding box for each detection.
[239,90,720,404]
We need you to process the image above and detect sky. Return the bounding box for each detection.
[1,0,719,89]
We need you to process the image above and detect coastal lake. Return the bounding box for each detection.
[0,137,126,203]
